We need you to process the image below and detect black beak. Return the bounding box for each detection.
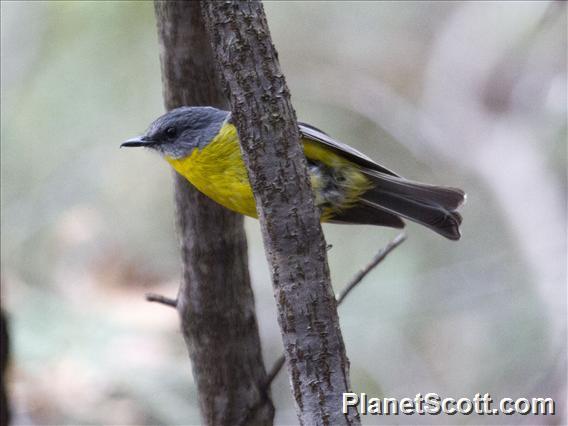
[120,135,157,148]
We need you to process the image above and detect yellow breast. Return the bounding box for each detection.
[166,124,258,217]
[165,123,372,220]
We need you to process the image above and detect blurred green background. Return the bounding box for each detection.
[1,1,566,425]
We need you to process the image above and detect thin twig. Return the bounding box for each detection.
[145,292,178,308]
[264,232,406,387]
[336,232,406,305]
[264,356,286,388]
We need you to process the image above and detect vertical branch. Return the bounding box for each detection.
[0,309,10,426]
[153,2,274,425]
[202,2,360,425]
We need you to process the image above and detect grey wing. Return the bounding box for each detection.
[298,122,400,177]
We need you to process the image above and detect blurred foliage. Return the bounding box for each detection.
[1,1,566,425]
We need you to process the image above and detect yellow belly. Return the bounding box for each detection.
[165,123,371,220]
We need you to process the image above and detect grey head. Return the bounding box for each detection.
[121,106,230,158]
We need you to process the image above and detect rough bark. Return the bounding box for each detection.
[153,2,274,425]
[202,2,360,425]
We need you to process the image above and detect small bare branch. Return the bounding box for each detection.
[264,356,285,388]
[264,232,407,387]
[145,292,178,308]
[336,232,406,305]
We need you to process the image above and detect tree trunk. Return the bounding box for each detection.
[202,2,360,425]
[153,2,274,425]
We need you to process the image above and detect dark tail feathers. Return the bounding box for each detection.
[360,171,465,240]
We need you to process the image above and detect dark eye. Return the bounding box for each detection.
[165,127,177,138]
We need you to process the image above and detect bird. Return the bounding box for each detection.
[122,106,465,240]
